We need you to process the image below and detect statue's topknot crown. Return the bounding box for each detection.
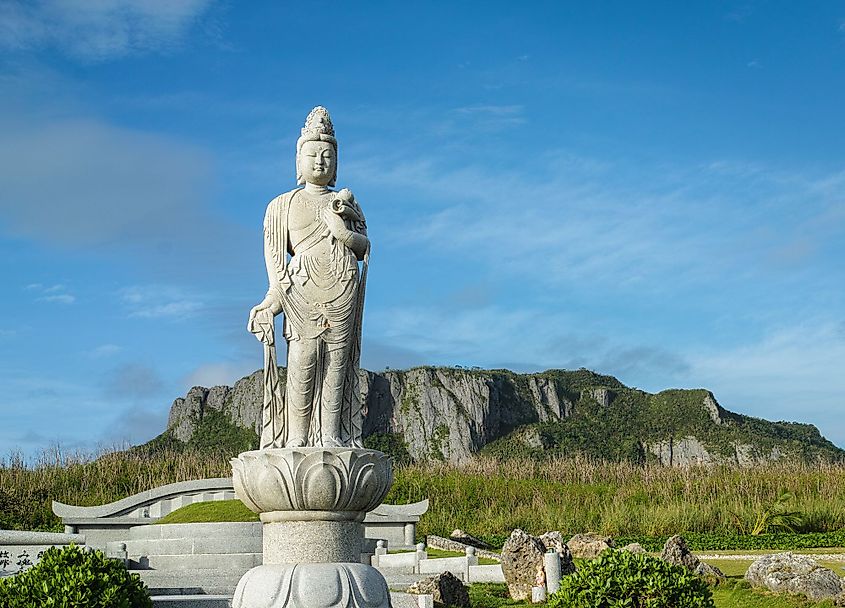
[300,106,335,143]
[296,106,338,186]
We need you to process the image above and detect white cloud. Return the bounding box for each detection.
[26,282,75,304]
[0,0,214,60]
[37,293,75,304]
[120,285,202,320]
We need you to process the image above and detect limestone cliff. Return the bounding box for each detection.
[158,366,844,466]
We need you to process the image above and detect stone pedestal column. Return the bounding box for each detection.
[231,448,393,608]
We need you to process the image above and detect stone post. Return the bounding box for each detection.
[544,550,561,595]
[465,546,479,582]
[404,522,415,546]
[231,448,394,608]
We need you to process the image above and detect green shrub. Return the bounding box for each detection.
[0,545,151,608]
[615,531,845,553]
[548,549,714,608]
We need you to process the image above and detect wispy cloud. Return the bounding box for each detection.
[120,285,202,320]
[37,294,76,304]
[88,344,123,358]
[352,150,845,298]
[26,282,75,304]
[0,0,215,61]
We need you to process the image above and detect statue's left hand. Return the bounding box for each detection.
[321,207,348,239]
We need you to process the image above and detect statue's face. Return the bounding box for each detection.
[299,140,336,186]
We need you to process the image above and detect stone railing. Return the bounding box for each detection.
[52,477,428,551]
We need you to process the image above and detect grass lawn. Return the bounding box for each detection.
[468,582,841,608]
[388,547,499,565]
[155,499,258,524]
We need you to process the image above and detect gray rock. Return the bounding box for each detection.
[167,386,208,442]
[621,543,646,554]
[449,529,491,550]
[661,535,725,582]
[567,533,614,559]
[407,571,469,608]
[500,529,546,601]
[537,531,575,575]
[661,535,699,570]
[500,529,576,601]
[745,553,845,602]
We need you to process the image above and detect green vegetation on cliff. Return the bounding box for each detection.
[146,365,844,466]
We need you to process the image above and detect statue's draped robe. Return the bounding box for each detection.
[260,188,368,448]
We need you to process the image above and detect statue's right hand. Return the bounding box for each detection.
[248,304,271,344]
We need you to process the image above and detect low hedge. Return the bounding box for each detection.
[478,531,845,552]
[0,545,151,608]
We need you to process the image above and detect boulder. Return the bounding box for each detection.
[500,529,547,601]
[450,528,491,550]
[621,542,646,554]
[567,533,614,558]
[537,531,576,575]
[501,529,577,600]
[660,535,725,582]
[407,571,469,608]
[745,552,844,602]
[660,535,699,570]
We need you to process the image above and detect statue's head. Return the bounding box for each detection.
[296,106,337,187]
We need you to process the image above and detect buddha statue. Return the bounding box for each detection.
[247,106,369,449]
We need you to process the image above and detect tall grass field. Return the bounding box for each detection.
[2,449,845,544]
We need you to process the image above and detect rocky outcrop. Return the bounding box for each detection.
[745,553,844,602]
[159,366,844,465]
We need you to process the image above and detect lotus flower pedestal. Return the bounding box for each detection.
[231,448,394,608]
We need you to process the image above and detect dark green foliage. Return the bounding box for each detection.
[614,532,845,553]
[481,381,844,465]
[363,432,413,465]
[135,410,259,457]
[549,549,714,608]
[0,486,61,532]
[471,532,845,553]
[187,408,258,453]
[0,545,151,608]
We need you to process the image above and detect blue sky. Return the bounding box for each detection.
[1,1,843,455]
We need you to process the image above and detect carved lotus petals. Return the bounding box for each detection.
[232,448,392,515]
[233,563,390,608]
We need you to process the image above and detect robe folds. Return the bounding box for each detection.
[259,188,368,449]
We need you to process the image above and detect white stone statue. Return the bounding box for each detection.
[247,106,369,450]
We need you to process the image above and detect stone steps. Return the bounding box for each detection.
[151,596,232,607]
[135,569,244,596]
[128,523,260,541]
[135,553,261,571]
[126,537,260,557]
